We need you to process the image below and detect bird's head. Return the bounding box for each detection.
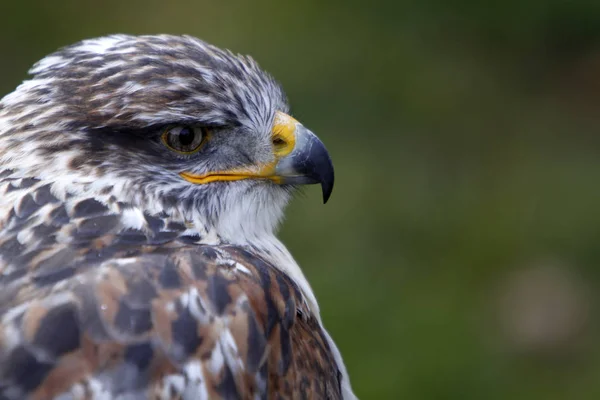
[0,35,334,241]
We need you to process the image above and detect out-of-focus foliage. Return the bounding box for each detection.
[2,1,600,398]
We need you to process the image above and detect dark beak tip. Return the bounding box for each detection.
[317,149,334,204]
[321,174,334,204]
[316,142,335,204]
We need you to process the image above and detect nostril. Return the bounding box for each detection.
[271,130,295,157]
[272,136,287,149]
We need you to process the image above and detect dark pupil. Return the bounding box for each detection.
[178,128,194,146]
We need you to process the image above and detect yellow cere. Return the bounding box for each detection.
[271,111,297,157]
[179,111,298,185]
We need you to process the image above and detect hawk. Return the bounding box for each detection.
[0,35,356,399]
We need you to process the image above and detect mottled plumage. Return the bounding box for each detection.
[0,35,354,399]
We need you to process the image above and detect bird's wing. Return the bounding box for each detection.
[0,175,342,399]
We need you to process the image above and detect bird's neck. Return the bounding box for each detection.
[229,233,321,319]
[190,215,318,317]
[0,162,322,319]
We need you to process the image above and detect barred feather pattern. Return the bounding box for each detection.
[0,171,342,399]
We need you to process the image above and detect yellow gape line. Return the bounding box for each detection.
[179,160,278,184]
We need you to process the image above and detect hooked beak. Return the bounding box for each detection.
[272,123,334,203]
[179,112,335,203]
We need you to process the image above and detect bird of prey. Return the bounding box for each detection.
[0,35,356,399]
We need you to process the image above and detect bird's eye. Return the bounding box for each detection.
[161,126,208,154]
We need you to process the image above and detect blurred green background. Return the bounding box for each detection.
[2,1,600,398]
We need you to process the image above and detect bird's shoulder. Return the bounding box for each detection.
[0,171,342,399]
